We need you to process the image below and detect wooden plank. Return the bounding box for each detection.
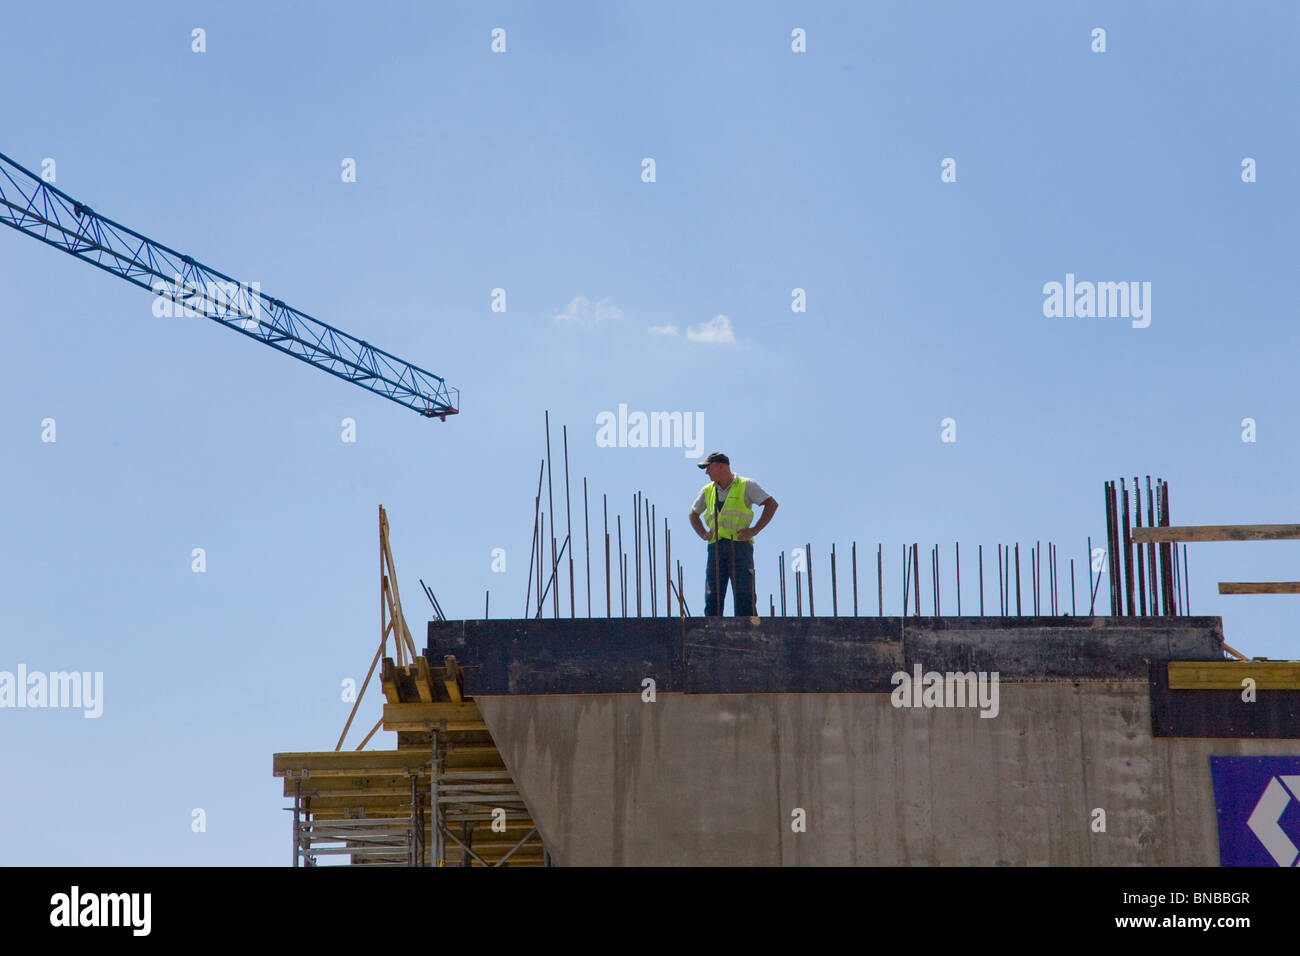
[273,750,430,777]
[380,658,402,705]
[1169,660,1300,690]
[310,808,536,829]
[302,793,430,812]
[351,847,545,866]
[445,745,504,758]
[1218,582,1300,594]
[436,783,521,794]
[310,801,525,816]
[430,839,539,853]
[442,655,463,703]
[384,700,481,721]
[309,808,433,821]
[298,808,535,828]
[439,851,544,865]
[283,776,411,798]
[382,701,485,732]
[413,657,435,703]
[310,809,536,833]
[387,718,489,735]
[1132,524,1300,544]
[444,756,507,772]
[435,730,498,748]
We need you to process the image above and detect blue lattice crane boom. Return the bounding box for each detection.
[0,151,458,419]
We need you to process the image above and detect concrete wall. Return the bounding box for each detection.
[477,686,1300,866]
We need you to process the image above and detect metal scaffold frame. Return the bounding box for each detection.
[284,738,547,867]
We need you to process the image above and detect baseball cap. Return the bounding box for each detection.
[697,452,730,469]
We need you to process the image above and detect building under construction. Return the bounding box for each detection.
[273,467,1300,867]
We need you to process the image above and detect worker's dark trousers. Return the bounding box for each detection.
[704,539,755,617]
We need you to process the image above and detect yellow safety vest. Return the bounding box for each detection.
[704,478,754,541]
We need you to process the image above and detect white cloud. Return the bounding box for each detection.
[553,295,624,327]
[685,314,736,345]
[649,324,679,336]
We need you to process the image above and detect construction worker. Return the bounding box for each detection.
[689,452,778,617]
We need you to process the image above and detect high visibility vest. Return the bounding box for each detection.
[704,477,754,541]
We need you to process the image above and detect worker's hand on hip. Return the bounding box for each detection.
[698,528,713,542]
[735,528,756,541]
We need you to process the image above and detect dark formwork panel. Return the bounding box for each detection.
[1148,661,1300,739]
[427,616,1227,697]
[685,617,901,693]
[428,618,685,695]
[904,617,1225,681]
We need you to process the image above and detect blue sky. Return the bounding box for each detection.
[1,2,1296,864]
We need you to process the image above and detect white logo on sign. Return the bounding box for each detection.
[1246,775,1300,866]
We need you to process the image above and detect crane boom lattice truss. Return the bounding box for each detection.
[0,151,457,418]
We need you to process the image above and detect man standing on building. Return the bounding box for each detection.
[688,452,778,617]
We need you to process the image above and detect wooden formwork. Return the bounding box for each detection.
[275,655,546,867]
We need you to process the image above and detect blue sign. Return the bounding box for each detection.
[1211,756,1300,867]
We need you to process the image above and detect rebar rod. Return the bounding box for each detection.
[997,544,1003,615]
[1030,545,1037,615]
[807,543,815,617]
[778,553,784,615]
[1145,477,1157,615]
[647,498,656,617]
[1087,535,1100,615]
[1014,544,1021,616]
[665,521,672,618]
[524,459,543,617]
[1134,476,1147,615]
[1183,544,1190,614]
[933,545,939,616]
[1121,480,1135,617]
[617,514,625,617]
[912,543,920,617]
[831,544,838,617]
[583,477,592,617]
[603,494,611,618]
[634,493,641,617]
[544,412,556,613]
[562,426,574,618]
[1103,482,1117,615]
[903,544,911,617]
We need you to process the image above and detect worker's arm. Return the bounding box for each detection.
[690,510,711,542]
[736,498,778,541]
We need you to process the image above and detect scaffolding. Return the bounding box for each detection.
[279,703,547,866]
[273,506,548,866]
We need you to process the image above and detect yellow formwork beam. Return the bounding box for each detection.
[1168,660,1300,691]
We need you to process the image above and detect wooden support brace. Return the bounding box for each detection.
[383,701,485,733]
[1133,524,1300,544]
[1218,582,1300,594]
[413,656,435,703]
[442,655,463,703]
[381,658,402,705]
